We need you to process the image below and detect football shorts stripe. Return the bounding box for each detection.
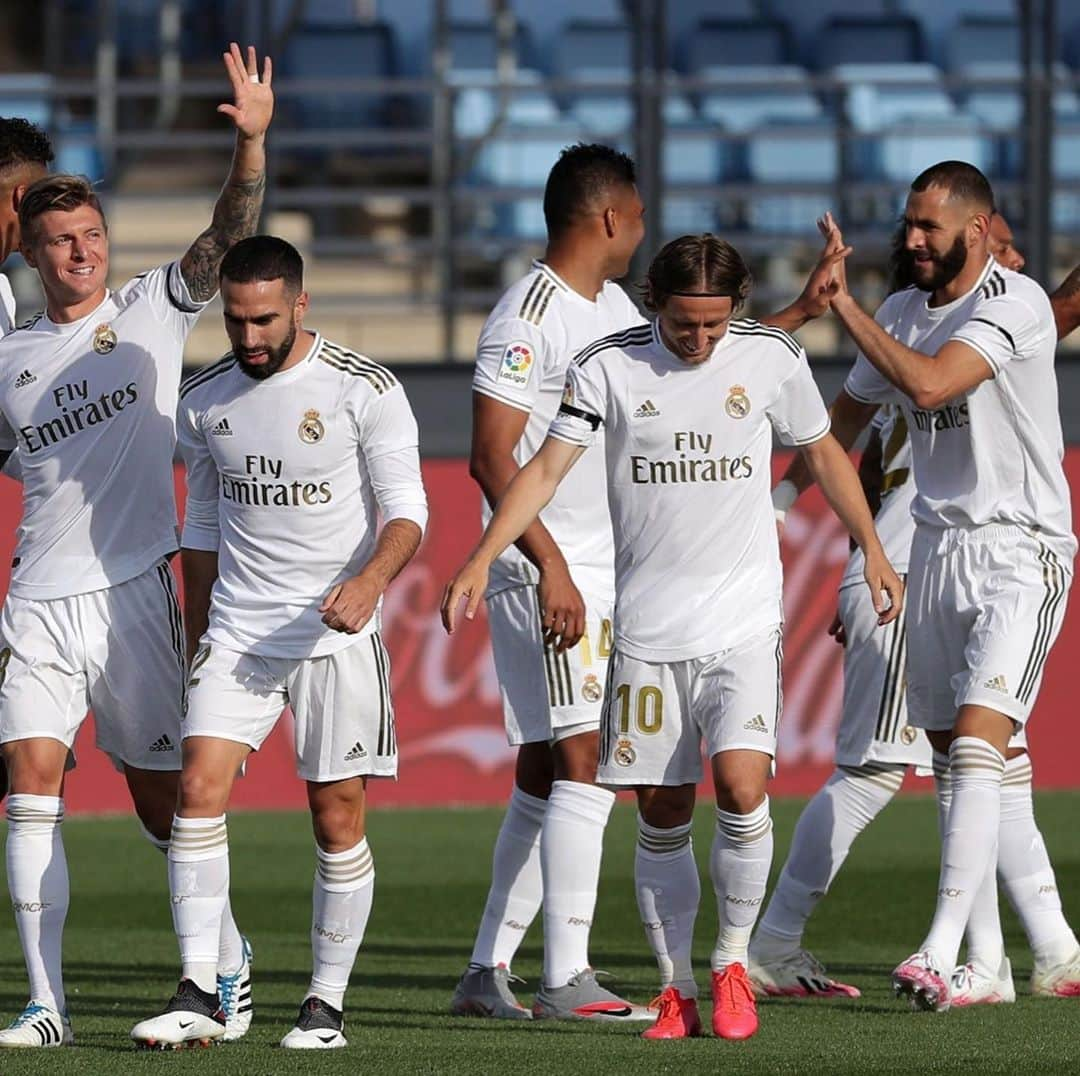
[1018,545,1067,704]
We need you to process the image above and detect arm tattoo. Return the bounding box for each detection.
[180,171,266,302]
[1053,264,1080,302]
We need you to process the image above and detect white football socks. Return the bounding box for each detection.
[309,838,375,1011]
[636,817,699,998]
[139,819,245,976]
[922,737,1004,971]
[469,785,547,970]
[711,798,773,971]
[168,814,230,994]
[6,795,68,1012]
[754,765,903,959]
[540,780,614,988]
[998,755,1078,968]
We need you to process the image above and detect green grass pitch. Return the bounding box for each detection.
[1,794,1079,1074]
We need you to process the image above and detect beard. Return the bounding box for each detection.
[236,320,298,381]
[901,233,968,292]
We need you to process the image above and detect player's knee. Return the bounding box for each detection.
[177,767,230,815]
[637,787,695,829]
[311,800,364,851]
[715,780,766,816]
[552,730,599,784]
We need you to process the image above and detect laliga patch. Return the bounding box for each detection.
[497,341,534,388]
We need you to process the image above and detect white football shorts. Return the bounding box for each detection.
[485,583,614,746]
[906,523,1072,732]
[182,633,398,782]
[0,559,185,771]
[835,577,931,769]
[596,626,782,788]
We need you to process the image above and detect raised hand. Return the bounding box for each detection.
[218,42,274,140]
[816,210,851,302]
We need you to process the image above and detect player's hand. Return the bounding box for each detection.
[863,547,903,626]
[538,562,586,653]
[827,611,847,647]
[816,211,851,303]
[320,573,381,634]
[218,42,274,139]
[441,558,490,635]
[793,217,853,321]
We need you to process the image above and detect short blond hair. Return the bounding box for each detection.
[19,174,106,243]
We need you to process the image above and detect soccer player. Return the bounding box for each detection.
[0,117,54,334]
[131,235,427,1050]
[0,44,271,1049]
[449,144,654,1023]
[817,162,1075,1013]
[443,234,902,1041]
[754,203,1080,1006]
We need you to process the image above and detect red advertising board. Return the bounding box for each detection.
[3,451,1078,813]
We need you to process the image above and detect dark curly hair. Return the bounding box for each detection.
[0,117,54,174]
[543,143,636,239]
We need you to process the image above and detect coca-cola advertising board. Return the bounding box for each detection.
[4,452,1078,814]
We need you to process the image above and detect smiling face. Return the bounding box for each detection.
[656,294,736,365]
[22,203,109,317]
[222,276,309,380]
[900,185,988,293]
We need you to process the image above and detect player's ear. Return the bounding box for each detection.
[969,210,990,247]
[293,289,309,322]
[10,183,27,212]
[602,205,617,239]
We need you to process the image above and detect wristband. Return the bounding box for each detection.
[772,479,798,524]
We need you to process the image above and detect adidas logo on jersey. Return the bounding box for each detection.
[742,714,769,733]
[633,399,660,418]
[149,734,175,752]
[344,742,368,761]
[14,369,36,388]
[210,417,233,437]
[983,674,1008,693]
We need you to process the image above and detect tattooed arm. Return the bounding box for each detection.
[1050,263,1080,341]
[180,42,274,302]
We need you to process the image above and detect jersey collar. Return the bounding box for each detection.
[922,256,996,319]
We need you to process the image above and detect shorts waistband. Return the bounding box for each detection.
[914,522,1042,550]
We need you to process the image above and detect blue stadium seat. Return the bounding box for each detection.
[833,64,956,132]
[555,19,632,76]
[877,118,992,182]
[0,75,51,129]
[281,23,398,129]
[446,21,536,78]
[947,17,1021,70]
[746,121,839,234]
[670,0,759,65]
[700,68,822,134]
[470,123,582,239]
[962,62,1079,133]
[813,16,924,70]
[454,77,561,139]
[663,124,725,235]
[682,19,792,73]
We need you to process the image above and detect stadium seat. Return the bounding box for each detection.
[280,22,398,130]
[746,121,839,234]
[470,123,583,239]
[0,74,51,130]
[663,124,725,235]
[962,62,1080,133]
[682,18,793,73]
[833,64,957,132]
[947,16,1021,70]
[813,16,925,71]
[555,19,632,77]
[446,20,536,79]
[700,68,823,134]
[453,76,561,140]
[877,117,993,182]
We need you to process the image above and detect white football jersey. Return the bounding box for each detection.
[0,274,15,335]
[473,260,644,598]
[549,318,830,663]
[0,262,208,600]
[841,406,914,588]
[845,260,1075,557]
[179,333,428,659]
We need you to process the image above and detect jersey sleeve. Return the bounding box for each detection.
[547,357,606,447]
[768,348,832,445]
[126,261,212,344]
[177,400,221,551]
[356,383,428,534]
[0,406,16,454]
[472,317,550,415]
[949,291,1049,375]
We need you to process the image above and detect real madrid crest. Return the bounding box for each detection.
[725,384,750,419]
[92,323,117,354]
[614,739,636,767]
[900,725,918,746]
[582,674,603,704]
[298,408,325,444]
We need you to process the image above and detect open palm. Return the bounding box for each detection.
[218,42,274,139]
